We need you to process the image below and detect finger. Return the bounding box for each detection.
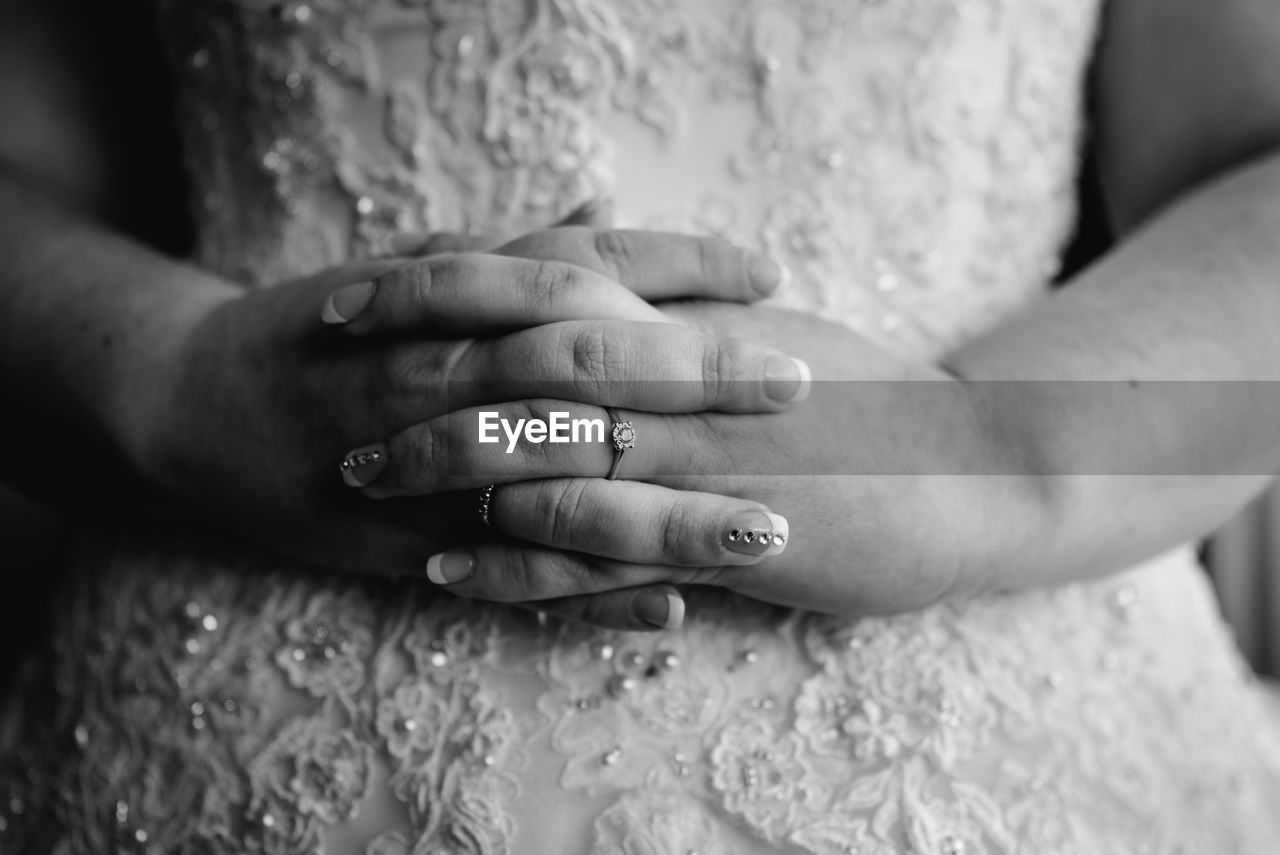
[354,396,784,496]
[343,318,809,441]
[348,402,621,494]
[515,585,686,632]
[324,253,667,333]
[494,478,790,566]
[363,321,809,447]
[450,321,811,412]
[495,227,788,303]
[421,543,706,605]
[323,228,789,331]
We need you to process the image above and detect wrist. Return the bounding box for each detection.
[947,378,1061,597]
[103,278,242,500]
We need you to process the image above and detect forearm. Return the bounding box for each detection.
[945,149,1280,588]
[0,164,240,504]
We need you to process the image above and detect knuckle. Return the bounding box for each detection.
[383,346,427,397]
[435,339,473,390]
[422,254,479,304]
[516,397,557,428]
[404,422,443,481]
[529,260,579,313]
[536,478,593,550]
[692,421,737,475]
[487,550,538,602]
[566,324,620,388]
[483,548,563,602]
[511,550,589,601]
[404,258,438,311]
[381,341,469,421]
[571,325,607,373]
[592,230,635,283]
[528,481,563,540]
[658,500,698,563]
[701,334,739,405]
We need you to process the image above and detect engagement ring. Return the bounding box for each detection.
[606,408,635,481]
[478,483,496,527]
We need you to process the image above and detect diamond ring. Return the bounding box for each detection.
[478,484,496,527]
[606,408,635,481]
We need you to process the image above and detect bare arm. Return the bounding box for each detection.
[941,0,1280,586]
[0,0,242,504]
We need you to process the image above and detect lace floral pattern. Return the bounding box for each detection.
[154,0,1095,357]
[5,0,1280,853]
[10,545,1280,854]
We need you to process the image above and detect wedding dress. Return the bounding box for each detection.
[4,0,1280,852]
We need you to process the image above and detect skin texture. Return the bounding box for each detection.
[2,0,1280,631]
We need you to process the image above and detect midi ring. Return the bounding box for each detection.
[478,484,496,527]
[606,408,635,481]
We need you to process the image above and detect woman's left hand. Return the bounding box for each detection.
[354,301,1052,625]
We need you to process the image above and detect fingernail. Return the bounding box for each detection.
[748,255,789,296]
[339,444,386,487]
[386,231,432,256]
[426,552,476,585]
[764,354,812,403]
[724,511,790,557]
[322,281,376,324]
[633,590,685,630]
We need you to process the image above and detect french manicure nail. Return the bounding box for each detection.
[764,354,812,403]
[426,552,476,585]
[724,511,790,557]
[634,590,685,630]
[339,444,386,487]
[748,255,786,296]
[322,281,376,325]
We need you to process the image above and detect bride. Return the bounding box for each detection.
[3,0,1280,851]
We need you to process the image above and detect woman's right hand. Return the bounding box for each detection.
[134,228,799,578]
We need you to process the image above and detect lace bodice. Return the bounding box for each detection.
[5,1,1280,853]
[160,0,1092,355]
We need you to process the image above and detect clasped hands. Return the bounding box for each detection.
[147,223,1047,632]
